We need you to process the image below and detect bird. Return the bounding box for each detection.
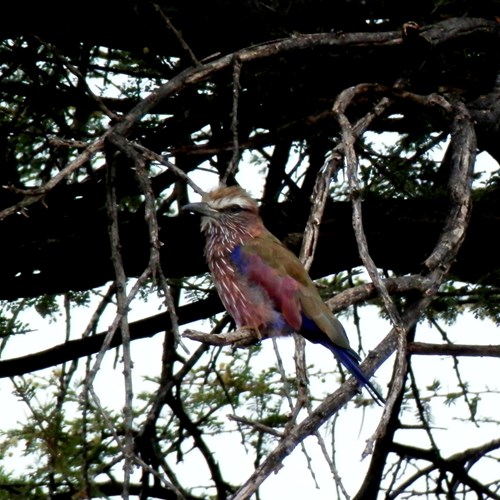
[183,185,384,405]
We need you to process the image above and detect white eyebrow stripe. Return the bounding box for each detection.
[208,195,253,210]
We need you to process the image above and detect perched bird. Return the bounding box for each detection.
[183,185,384,405]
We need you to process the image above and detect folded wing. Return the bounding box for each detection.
[233,230,385,405]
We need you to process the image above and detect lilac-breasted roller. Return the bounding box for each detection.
[184,185,384,405]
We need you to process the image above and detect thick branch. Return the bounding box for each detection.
[0,294,222,379]
[409,342,500,357]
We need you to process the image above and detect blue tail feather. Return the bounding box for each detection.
[332,345,385,406]
[299,315,385,405]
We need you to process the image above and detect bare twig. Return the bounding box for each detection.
[183,327,259,347]
[222,55,243,184]
[104,149,135,498]
[428,317,479,424]
[152,3,201,66]
[132,142,205,195]
[36,36,120,122]
[333,84,404,331]
[0,136,106,220]
[107,133,187,352]
[333,86,408,457]
[227,414,284,438]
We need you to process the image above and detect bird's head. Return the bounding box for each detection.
[183,185,262,236]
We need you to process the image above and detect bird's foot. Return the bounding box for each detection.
[231,326,262,349]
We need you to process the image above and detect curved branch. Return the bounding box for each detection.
[388,439,500,499]
[1,18,496,222]
[357,99,477,492]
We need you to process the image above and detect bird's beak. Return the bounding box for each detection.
[182,202,220,219]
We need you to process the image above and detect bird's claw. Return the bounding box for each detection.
[231,326,262,350]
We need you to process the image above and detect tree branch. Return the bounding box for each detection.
[0,294,222,379]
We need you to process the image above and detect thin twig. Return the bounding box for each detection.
[329,413,351,500]
[132,142,205,195]
[0,136,106,220]
[428,317,479,424]
[270,336,322,488]
[227,414,284,438]
[222,55,243,184]
[35,36,120,122]
[104,149,134,498]
[183,327,259,347]
[333,85,410,463]
[152,3,201,67]
[108,133,186,353]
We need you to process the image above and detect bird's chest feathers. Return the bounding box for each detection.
[206,240,301,332]
[205,242,273,328]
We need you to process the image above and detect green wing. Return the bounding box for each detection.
[241,230,352,350]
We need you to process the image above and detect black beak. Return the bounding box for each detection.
[182,202,219,218]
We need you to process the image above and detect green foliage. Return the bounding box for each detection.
[359,130,448,200]
[0,467,46,500]
[0,372,122,498]
[177,344,296,447]
[0,339,312,496]
[0,301,30,341]
[430,281,500,326]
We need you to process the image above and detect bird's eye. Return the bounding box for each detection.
[227,205,244,214]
